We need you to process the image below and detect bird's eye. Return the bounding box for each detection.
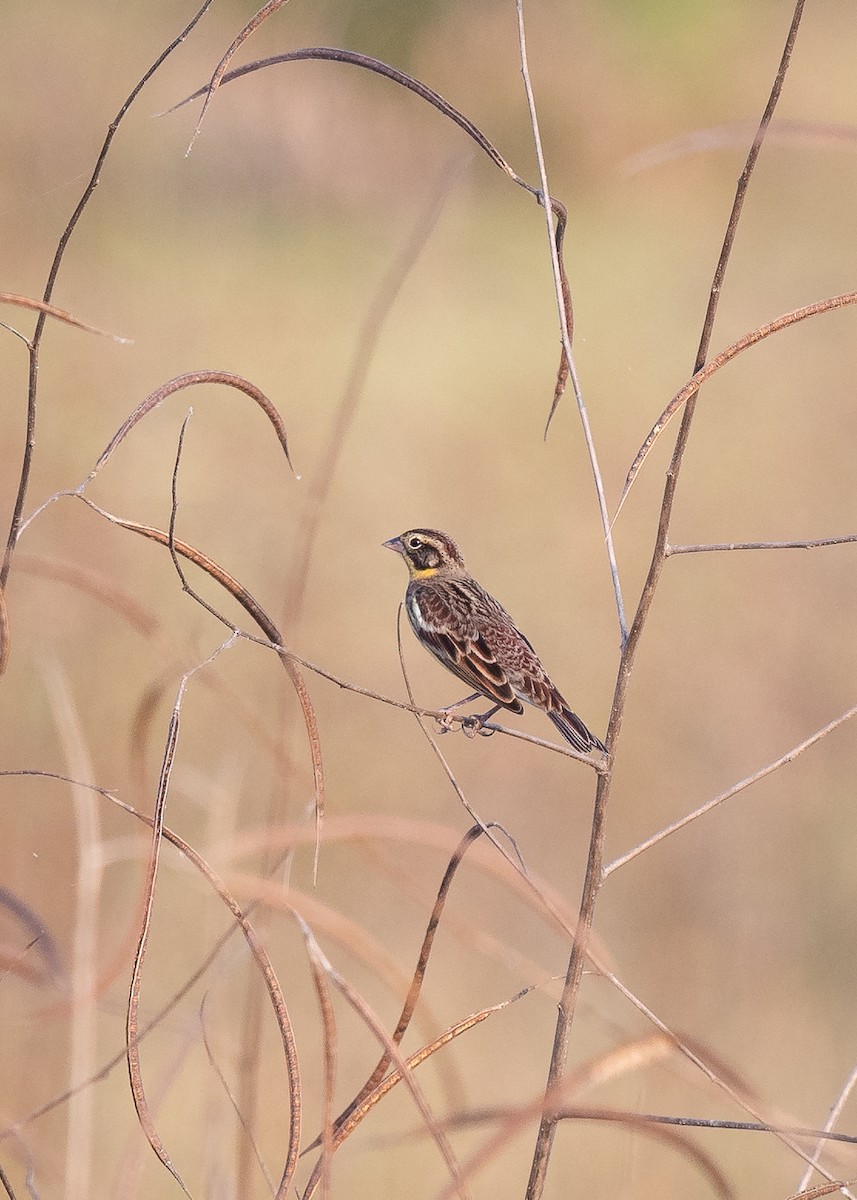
[408,536,422,549]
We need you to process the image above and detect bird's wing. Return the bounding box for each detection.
[408,585,523,713]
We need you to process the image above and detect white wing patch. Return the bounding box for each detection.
[407,592,426,631]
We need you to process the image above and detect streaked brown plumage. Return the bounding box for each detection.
[384,528,606,755]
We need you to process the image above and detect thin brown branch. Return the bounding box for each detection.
[603,701,857,878]
[295,919,472,1200]
[796,1063,857,1194]
[667,534,857,554]
[297,921,337,1200]
[439,1104,736,1200]
[0,585,8,678]
[597,965,851,1184]
[0,293,130,342]
[0,1163,16,1200]
[76,497,326,856]
[169,48,532,191]
[302,825,489,1157]
[525,5,806,1195]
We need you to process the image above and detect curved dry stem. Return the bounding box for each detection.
[301,825,492,1158]
[126,700,191,1196]
[617,288,857,518]
[76,497,326,856]
[301,988,537,1200]
[295,917,337,1200]
[296,921,472,1200]
[93,370,294,475]
[186,0,293,153]
[170,47,528,188]
[0,766,301,1196]
[171,44,582,430]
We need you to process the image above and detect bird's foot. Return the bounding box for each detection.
[435,711,457,735]
[460,712,496,739]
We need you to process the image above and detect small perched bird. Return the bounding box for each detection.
[384,528,606,755]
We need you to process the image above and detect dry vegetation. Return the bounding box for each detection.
[1,1,857,1197]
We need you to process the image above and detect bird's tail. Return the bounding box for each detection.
[549,708,607,755]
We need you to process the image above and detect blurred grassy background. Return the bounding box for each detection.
[2,0,857,1195]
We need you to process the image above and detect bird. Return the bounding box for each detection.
[383,528,606,755]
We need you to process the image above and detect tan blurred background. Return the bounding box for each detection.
[2,0,857,1195]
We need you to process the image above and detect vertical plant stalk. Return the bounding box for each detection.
[525,4,805,1196]
[515,0,627,645]
[46,666,101,1200]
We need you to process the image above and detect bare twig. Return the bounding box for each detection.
[796,1063,857,1195]
[302,824,498,1157]
[603,702,857,878]
[295,917,472,1200]
[198,993,278,1195]
[667,534,857,554]
[597,964,851,1183]
[296,920,337,1200]
[0,293,131,343]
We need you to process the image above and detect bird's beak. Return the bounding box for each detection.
[383,536,405,555]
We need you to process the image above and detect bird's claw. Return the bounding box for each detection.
[460,713,495,739]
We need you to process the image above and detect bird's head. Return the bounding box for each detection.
[383,529,466,579]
